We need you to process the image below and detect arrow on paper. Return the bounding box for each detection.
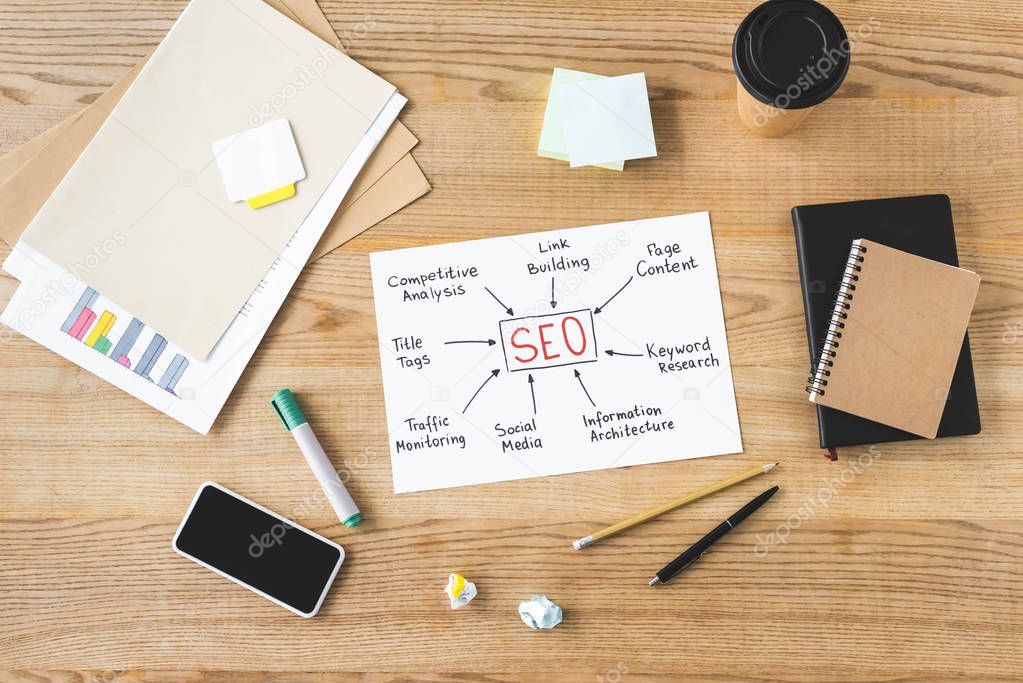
[444,339,496,346]
[604,349,642,357]
[574,368,596,407]
[485,286,514,316]
[528,373,536,414]
[463,369,500,414]
[550,277,557,309]
[593,276,634,315]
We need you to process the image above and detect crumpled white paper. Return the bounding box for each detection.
[518,595,563,629]
[445,573,477,609]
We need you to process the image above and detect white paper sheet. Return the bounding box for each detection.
[369,212,742,493]
[560,73,657,168]
[1,94,405,435]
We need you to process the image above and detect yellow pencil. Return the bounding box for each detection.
[572,462,779,549]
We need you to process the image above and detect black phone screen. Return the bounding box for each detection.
[174,484,342,615]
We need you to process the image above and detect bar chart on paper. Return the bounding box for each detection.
[60,288,191,395]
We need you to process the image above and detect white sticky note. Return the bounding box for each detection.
[538,68,624,171]
[560,73,657,168]
[213,118,306,204]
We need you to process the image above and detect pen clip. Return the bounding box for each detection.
[680,551,706,572]
[270,397,289,429]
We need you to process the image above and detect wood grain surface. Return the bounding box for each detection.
[1,1,1022,680]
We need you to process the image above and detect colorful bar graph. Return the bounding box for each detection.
[57,287,191,399]
[85,311,116,348]
[135,335,167,381]
[109,318,144,369]
[61,288,98,334]
[93,337,113,355]
[157,354,189,394]
[68,309,96,341]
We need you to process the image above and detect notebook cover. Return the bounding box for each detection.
[792,194,982,448]
[808,240,980,438]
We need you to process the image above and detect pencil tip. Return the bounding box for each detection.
[764,462,779,472]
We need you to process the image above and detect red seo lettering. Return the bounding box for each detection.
[498,309,598,372]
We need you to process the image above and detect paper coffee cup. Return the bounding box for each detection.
[732,0,850,137]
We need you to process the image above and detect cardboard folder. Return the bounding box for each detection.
[0,0,428,273]
[17,0,404,358]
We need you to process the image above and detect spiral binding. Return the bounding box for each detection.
[805,241,869,396]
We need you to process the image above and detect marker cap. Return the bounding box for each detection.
[270,388,308,431]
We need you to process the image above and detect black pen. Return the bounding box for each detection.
[648,485,779,585]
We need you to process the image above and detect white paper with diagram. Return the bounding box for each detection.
[370,211,742,493]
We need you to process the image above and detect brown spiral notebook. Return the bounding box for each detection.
[807,239,980,439]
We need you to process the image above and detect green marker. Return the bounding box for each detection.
[270,388,361,528]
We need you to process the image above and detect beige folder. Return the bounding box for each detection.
[18,0,398,358]
[808,240,980,438]
[0,0,429,258]
[312,153,429,261]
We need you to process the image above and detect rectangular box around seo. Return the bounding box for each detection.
[498,308,598,373]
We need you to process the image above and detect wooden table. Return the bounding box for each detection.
[1,1,1021,680]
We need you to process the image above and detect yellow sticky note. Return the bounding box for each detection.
[246,184,296,209]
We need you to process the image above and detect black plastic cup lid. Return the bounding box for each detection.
[733,0,850,110]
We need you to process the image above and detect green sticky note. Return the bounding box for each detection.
[538,68,625,171]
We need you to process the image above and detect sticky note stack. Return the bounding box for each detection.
[213,119,306,209]
[538,68,657,171]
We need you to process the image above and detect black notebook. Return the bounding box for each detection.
[791,194,981,449]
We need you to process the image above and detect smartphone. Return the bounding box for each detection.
[172,482,345,617]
